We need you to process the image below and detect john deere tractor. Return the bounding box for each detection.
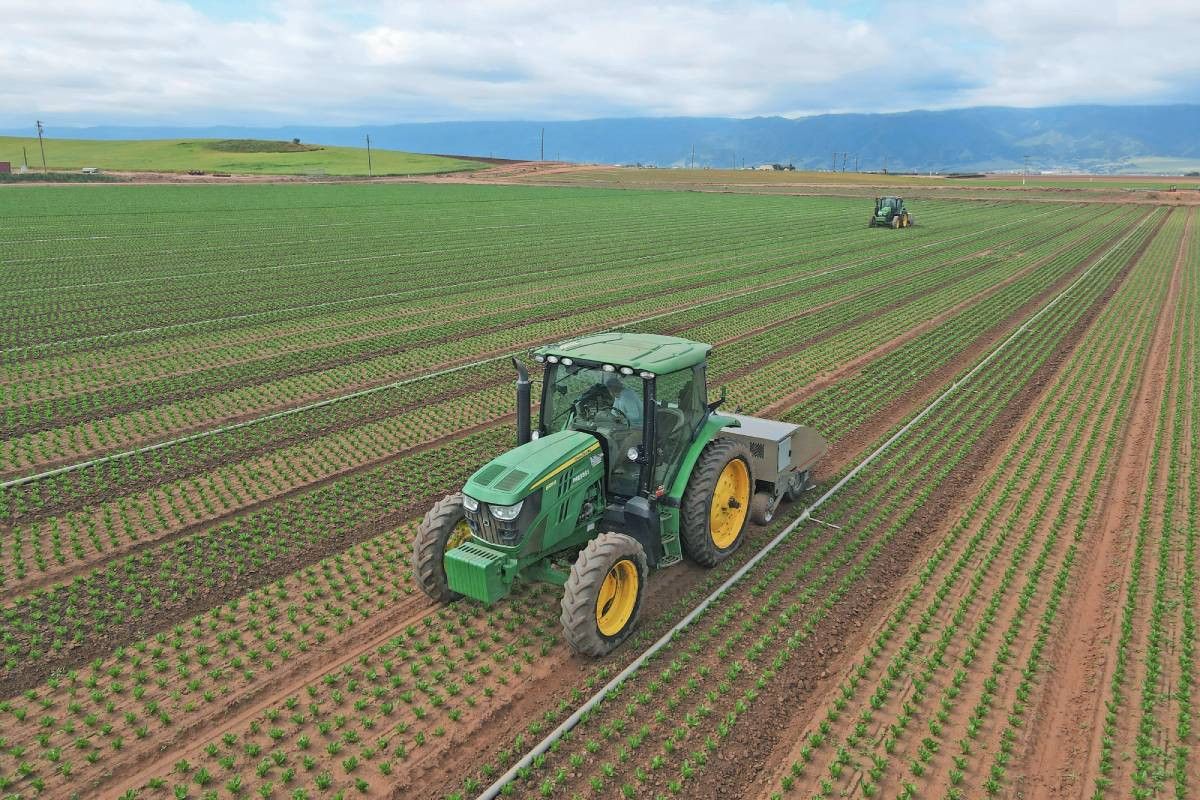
[413,333,827,656]
[870,196,913,228]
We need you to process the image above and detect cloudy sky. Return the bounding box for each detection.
[2,0,1198,128]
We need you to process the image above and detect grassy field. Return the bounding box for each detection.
[0,136,484,176]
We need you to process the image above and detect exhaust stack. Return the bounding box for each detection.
[513,357,531,446]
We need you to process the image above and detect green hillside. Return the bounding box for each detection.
[0,137,484,176]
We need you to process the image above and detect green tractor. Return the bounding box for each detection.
[870,196,913,228]
[413,333,827,655]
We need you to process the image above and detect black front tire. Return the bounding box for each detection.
[413,493,468,603]
[561,533,648,656]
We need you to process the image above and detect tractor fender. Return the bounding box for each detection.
[664,413,740,505]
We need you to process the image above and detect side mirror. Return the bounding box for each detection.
[707,386,727,413]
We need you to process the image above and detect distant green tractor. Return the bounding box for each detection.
[414,333,827,655]
[870,196,913,228]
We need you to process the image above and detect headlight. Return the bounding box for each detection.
[490,501,524,521]
[627,446,640,462]
[462,495,479,512]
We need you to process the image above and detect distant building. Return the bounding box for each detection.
[0,162,10,174]
[755,164,774,171]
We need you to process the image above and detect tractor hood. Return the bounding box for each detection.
[463,430,602,505]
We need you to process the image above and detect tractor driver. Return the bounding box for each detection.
[604,374,643,426]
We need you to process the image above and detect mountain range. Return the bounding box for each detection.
[6,105,1199,173]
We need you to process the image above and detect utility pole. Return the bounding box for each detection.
[842,152,847,172]
[35,120,47,172]
[690,143,695,169]
[883,155,888,175]
[1023,155,1030,186]
[854,155,859,173]
[365,134,373,177]
[22,146,29,170]
[540,128,544,161]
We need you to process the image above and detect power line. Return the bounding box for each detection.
[35,120,47,173]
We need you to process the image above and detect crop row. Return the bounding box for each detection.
[0,207,1109,609]
[775,207,1178,799]
[0,199,1132,796]
[441,203,1162,800]
[2,204,1016,472]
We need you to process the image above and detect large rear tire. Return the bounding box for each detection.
[681,439,755,567]
[413,493,473,603]
[561,533,648,656]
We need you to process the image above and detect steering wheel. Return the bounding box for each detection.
[610,406,631,427]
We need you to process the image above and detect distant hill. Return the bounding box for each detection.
[9,104,1197,174]
[0,137,484,176]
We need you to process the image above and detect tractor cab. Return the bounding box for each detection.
[535,334,709,502]
[870,196,913,228]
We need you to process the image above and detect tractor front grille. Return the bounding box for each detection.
[465,505,521,547]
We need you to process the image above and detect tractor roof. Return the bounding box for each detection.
[535,332,710,375]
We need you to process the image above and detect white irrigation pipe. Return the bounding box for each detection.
[3,204,1054,357]
[1,203,795,295]
[474,208,1152,800]
[0,206,1068,489]
[2,207,883,356]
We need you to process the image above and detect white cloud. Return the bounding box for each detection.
[0,0,1196,127]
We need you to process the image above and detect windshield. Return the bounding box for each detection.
[543,363,644,434]
[542,363,646,497]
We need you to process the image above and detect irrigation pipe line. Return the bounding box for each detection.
[0,206,1069,490]
[4,202,1048,355]
[0,206,908,357]
[474,208,1153,800]
[1,200,822,296]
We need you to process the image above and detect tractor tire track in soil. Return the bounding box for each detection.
[1017,206,1192,799]
[657,208,1163,800]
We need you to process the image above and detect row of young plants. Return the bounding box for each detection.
[1093,209,1197,799]
[781,207,1176,799]
[453,205,1161,800]
[0,206,1099,604]
[1,203,999,472]
[3,195,888,401]
[4,190,943,354]
[786,205,1148,442]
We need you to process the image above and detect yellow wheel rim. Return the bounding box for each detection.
[595,559,639,637]
[709,458,750,549]
[447,519,472,550]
